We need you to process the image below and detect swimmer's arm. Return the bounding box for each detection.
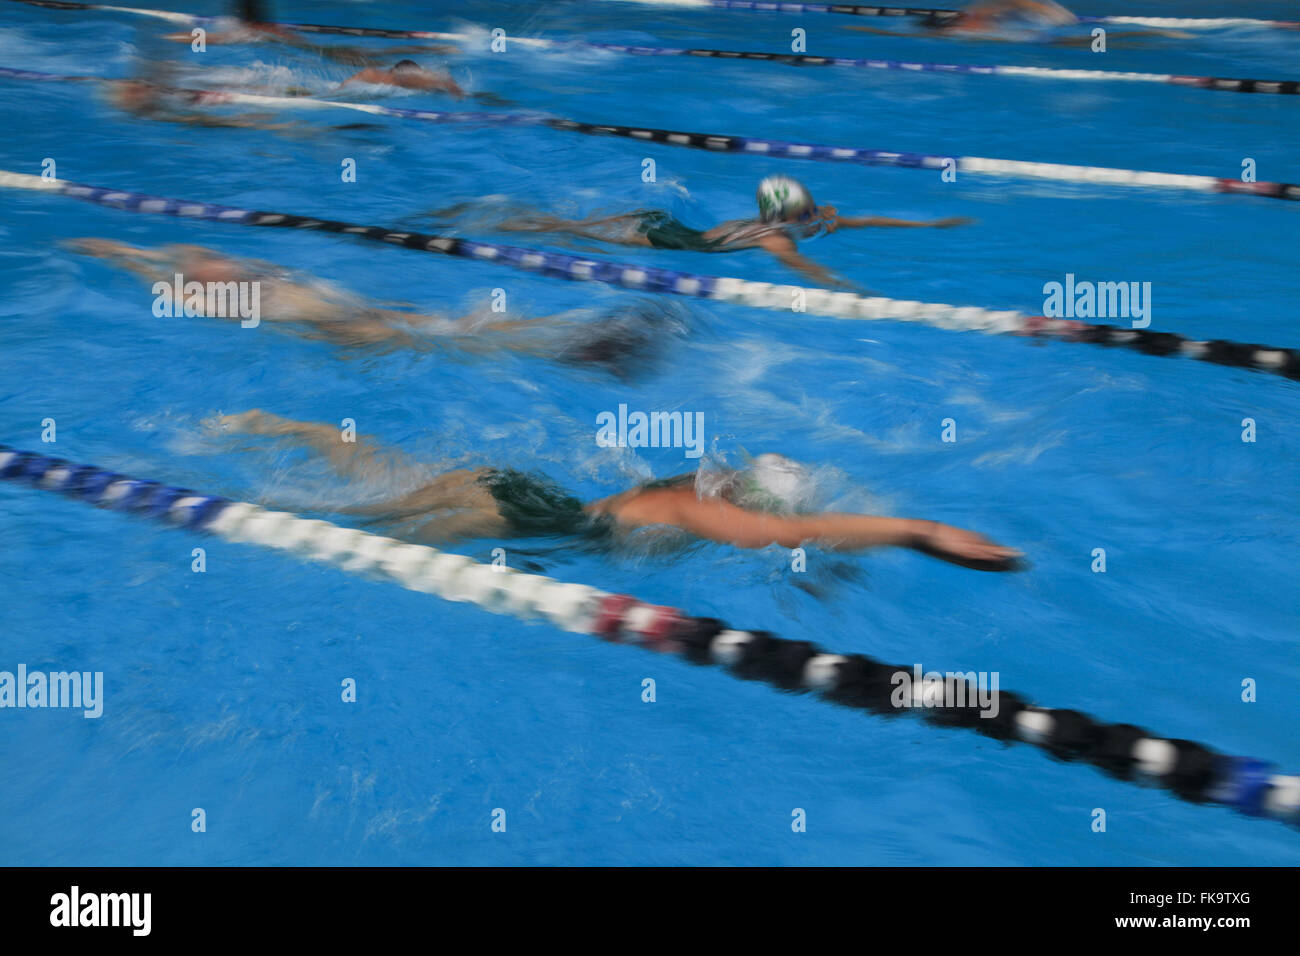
[61,239,171,281]
[659,496,1023,570]
[757,232,845,288]
[63,238,157,260]
[434,75,466,98]
[833,215,975,229]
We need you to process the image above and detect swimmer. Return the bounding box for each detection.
[850,0,1191,42]
[209,410,1024,572]
[162,0,304,46]
[163,1,459,66]
[927,0,1078,32]
[441,176,972,289]
[63,238,681,374]
[340,59,465,97]
[103,78,297,131]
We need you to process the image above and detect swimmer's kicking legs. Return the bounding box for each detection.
[65,238,681,376]
[68,238,559,351]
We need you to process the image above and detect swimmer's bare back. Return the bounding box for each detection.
[340,67,465,96]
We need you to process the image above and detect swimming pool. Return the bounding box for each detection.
[1,0,1298,866]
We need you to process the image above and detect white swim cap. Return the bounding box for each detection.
[750,453,807,506]
[756,175,816,223]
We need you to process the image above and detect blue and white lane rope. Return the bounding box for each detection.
[586,44,1300,96]
[5,0,1294,95]
[7,0,1298,33]
[586,0,1300,31]
[4,69,1297,201]
[4,2,1297,94]
[3,170,1298,382]
[2,441,1298,826]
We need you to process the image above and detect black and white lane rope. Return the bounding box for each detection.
[3,68,1296,201]
[590,0,1300,31]
[1,442,1297,826]
[6,0,1297,95]
[3,170,1297,383]
[9,0,1298,32]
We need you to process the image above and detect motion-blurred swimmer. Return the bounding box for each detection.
[341,59,465,97]
[927,0,1077,31]
[163,1,460,66]
[439,176,972,288]
[210,410,1024,572]
[66,239,682,376]
[850,0,1191,42]
[104,78,297,131]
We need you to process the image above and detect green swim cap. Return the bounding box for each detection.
[757,176,816,224]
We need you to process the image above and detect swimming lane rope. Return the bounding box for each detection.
[3,68,1295,200]
[1,169,1297,382]
[596,44,1300,96]
[4,1,1298,95]
[588,0,1300,31]
[7,0,1298,33]
[0,441,1296,826]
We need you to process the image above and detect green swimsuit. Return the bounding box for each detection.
[636,211,722,252]
[477,465,798,543]
[635,212,787,253]
[477,469,612,540]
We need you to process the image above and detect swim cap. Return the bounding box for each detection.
[392,60,423,74]
[558,299,685,380]
[756,175,815,223]
[727,453,811,513]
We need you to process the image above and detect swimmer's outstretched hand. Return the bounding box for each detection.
[914,521,1025,572]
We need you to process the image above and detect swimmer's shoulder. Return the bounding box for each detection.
[587,474,695,521]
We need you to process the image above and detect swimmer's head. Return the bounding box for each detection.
[718,453,812,514]
[559,299,687,381]
[747,454,809,511]
[391,60,425,76]
[757,175,816,224]
[237,0,269,23]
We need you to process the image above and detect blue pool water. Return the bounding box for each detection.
[1,0,1298,866]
